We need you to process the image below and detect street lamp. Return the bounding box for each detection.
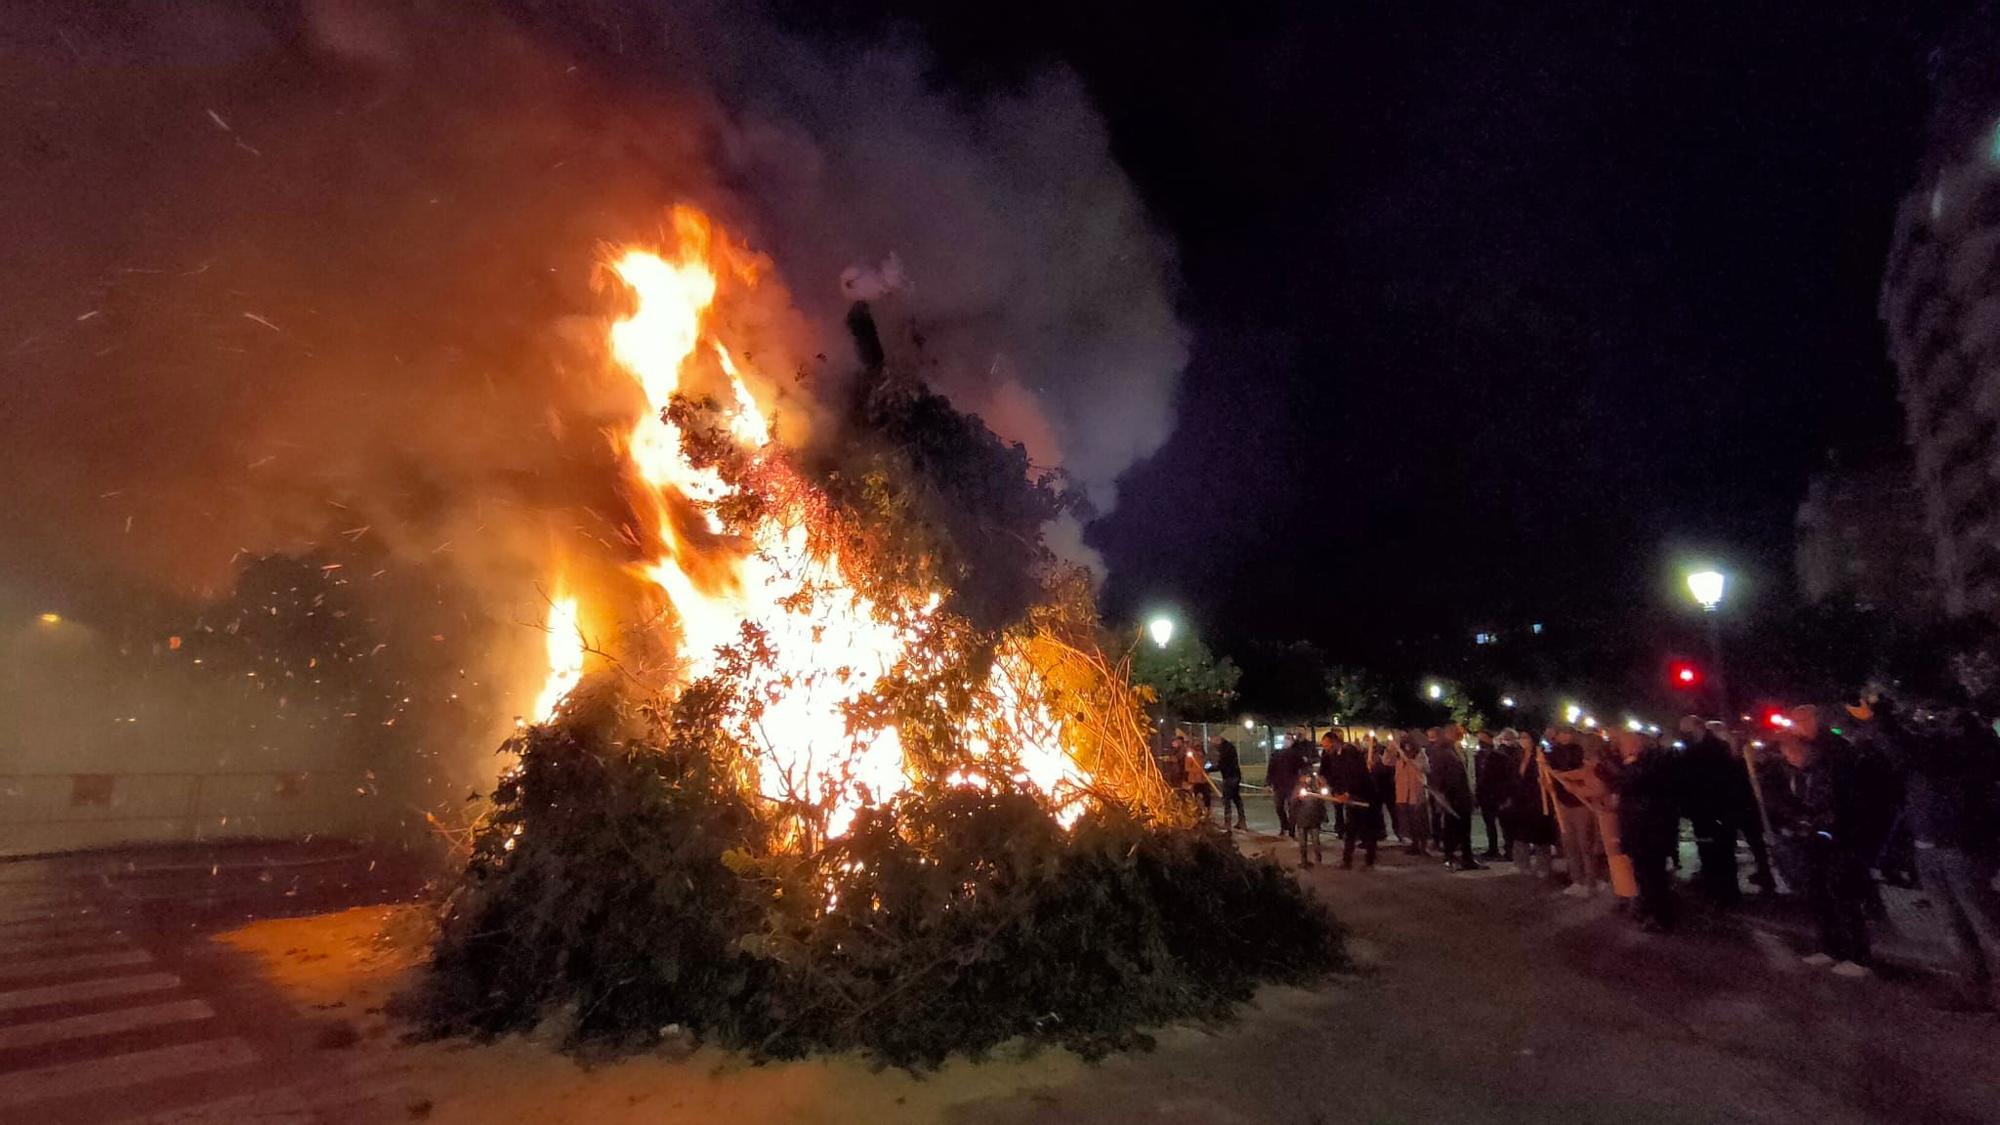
[1425,681,1444,701]
[1500,696,1517,709]
[1684,567,1731,718]
[1146,615,1175,649]
[1687,569,1726,612]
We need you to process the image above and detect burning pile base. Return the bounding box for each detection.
[405,683,1344,1065]
[400,209,1343,1064]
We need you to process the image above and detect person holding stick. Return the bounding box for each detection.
[1545,727,1604,897]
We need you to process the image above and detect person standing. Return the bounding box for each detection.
[1511,732,1560,884]
[1767,707,1873,975]
[1430,732,1482,870]
[1179,734,1215,820]
[1269,731,1307,838]
[1334,738,1387,869]
[1319,734,1349,838]
[1617,730,1683,932]
[1897,704,2000,1009]
[1723,722,1780,892]
[1545,727,1603,897]
[1679,716,1743,905]
[1394,738,1432,857]
[1211,733,1248,830]
[1474,731,1512,860]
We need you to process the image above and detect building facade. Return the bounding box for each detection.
[1880,14,2000,617]
[1795,455,1934,618]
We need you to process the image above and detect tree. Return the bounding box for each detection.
[1131,634,1242,719]
[1325,665,1391,725]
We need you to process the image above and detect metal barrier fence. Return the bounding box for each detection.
[0,770,384,857]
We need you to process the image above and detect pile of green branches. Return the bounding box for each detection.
[406,681,1345,1066]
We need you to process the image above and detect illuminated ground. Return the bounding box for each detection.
[2,837,1994,1123]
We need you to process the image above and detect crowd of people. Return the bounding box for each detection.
[1167,698,2000,1011]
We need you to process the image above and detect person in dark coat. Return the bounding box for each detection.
[1269,732,1308,838]
[1678,716,1744,905]
[1319,733,1348,836]
[1332,739,1388,868]
[1429,733,1482,870]
[1767,708,1873,973]
[1894,703,2000,1009]
[1474,731,1513,859]
[1617,732,1683,931]
[1510,732,1560,883]
[1210,733,1248,830]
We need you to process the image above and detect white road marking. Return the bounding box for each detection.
[0,998,215,1051]
[0,929,128,958]
[109,1083,314,1125]
[0,947,154,981]
[0,972,181,1013]
[0,907,104,928]
[0,1038,257,1108]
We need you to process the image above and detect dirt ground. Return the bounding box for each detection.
[205,830,2000,1125]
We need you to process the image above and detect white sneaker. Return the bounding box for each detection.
[1830,961,1873,979]
[1800,953,1836,968]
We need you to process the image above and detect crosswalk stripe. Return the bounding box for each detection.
[0,930,128,958]
[0,1037,258,1108]
[0,972,181,1013]
[0,948,154,981]
[109,1083,314,1125]
[0,998,214,1051]
[0,908,104,928]
[0,895,86,910]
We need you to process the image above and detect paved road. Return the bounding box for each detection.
[0,844,423,1123]
[952,821,2000,1125]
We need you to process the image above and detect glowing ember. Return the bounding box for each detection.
[531,206,1088,839]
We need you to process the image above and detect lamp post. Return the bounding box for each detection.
[1686,568,1730,718]
[1146,615,1175,649]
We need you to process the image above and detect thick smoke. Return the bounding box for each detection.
[0,1,1183,815]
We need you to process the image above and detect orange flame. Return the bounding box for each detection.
[532,594,584,722]
[533,206,1084,838]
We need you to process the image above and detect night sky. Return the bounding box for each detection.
[799,3,1950,661]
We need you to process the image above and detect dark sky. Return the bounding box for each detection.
[797,2,1950,659]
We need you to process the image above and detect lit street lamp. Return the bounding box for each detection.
[1425,681,1444,701]
[1146,615,1175,649]
[1500,696,1517,709]
[1687,569,1726,611]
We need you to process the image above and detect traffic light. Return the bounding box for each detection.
[1669,660,1700,689]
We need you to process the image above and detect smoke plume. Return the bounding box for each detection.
[0,0,1184,808]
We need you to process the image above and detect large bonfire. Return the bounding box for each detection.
[412,208,1342,1064]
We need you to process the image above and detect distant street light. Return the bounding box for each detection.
[1500,696,1517,709]
[1243,718,1256,730]
[1425,681,1444,701]
[1146,615,1175,649]
[1563,702,1583,725]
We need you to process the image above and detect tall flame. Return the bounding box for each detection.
[532,206,1084,838]
[533,595,584,722]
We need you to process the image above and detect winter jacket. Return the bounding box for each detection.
[1211,739,1242,783]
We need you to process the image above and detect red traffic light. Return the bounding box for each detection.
[1669,661,1700,688]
